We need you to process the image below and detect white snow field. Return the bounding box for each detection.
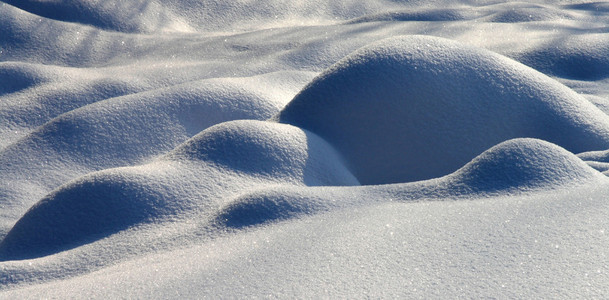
[1,0,609,297]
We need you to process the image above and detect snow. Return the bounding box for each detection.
[276,35,609,184]
[1,0,609,297]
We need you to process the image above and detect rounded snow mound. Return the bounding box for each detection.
[3,0,191,33]
[0,119,359,261]
[577,149,609,163]
[0,170,187,261]
[487,4,573,23]
[276,35,609,185]
[215,139,603,229]
[168,120,358,186]
[346,9,466,24]
[0,77,287,224]
[0,62,49,95]
[518,34,609,80]
[215,189,328,228]
[449,138,603,193]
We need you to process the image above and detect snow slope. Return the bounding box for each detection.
[1,0,609,297]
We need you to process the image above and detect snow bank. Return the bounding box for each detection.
[276,35,609,184]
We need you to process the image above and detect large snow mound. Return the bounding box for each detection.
[276,35,609,185]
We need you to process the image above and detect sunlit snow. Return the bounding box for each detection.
[1,0,609,297]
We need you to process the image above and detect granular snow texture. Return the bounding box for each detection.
[1,0,609,298]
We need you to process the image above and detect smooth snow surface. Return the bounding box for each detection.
[1,0,609,298]
[276,35,609,184]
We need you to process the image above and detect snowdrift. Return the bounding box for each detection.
[3,32,609,263]
[276,35,609,185]
[0,73,307,232]
[2,0,609,297]
[0,120,357,260]
[216,138,604,228]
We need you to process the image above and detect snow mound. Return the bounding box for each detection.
[0,77,291,231]
[576,148,609,173]
[448,138,603,193]
[216,138,602,229]
[276,35,609,185]
[215,189,329,228]
[486,3,574,23]
[346,8,467,24]
[0,62,50,95]
[167,120,358,186]
[564,2,609,13]
[577,149,609,163]
[3,0,191,33]
[0,120,358,261]
[0,170,186,261]
[2,77,283,169]
[518,34,609,80]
